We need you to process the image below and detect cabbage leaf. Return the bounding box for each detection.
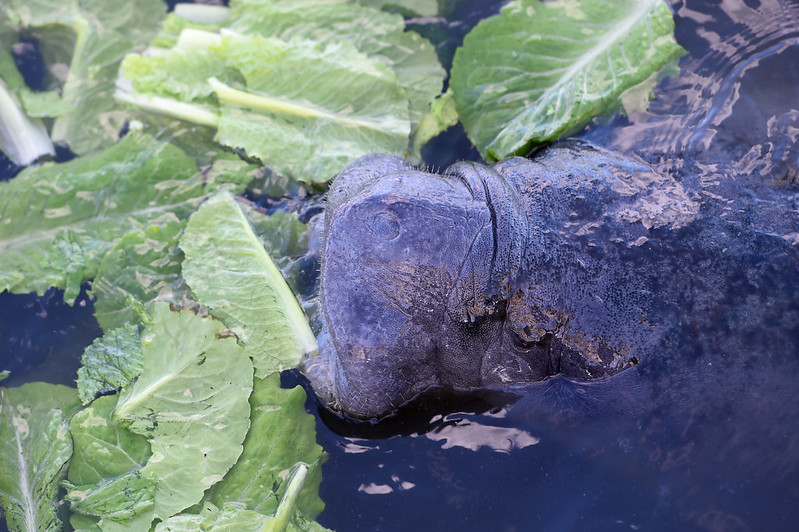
[180,191,317,378]
[0,131,254,301]
[0,383,81,532]
[450,0,685,160]
[1,0,166,154]
[113,303,254,521]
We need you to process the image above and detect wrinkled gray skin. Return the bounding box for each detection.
[303,141,709,419]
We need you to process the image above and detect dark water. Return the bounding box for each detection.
[3,0,799,531]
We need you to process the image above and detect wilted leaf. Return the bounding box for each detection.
[0,131,252,299]
[119,31,413,183]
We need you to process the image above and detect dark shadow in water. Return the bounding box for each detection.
[0,285,102,387]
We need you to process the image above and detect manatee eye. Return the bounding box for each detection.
[371,211,400,240]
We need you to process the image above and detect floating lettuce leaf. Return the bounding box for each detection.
[64,395,153,521]
[76,324,143,404]
[180,191,317,378]
[0,383,81,532]
[90,221,191,332]
[2,0,166,154]
[114,303,253,521]
[224,0,444,151]
[119,31,412,183]
[205,374,325,519]
[450,0,686,160]
[0,131,253,300]
[411,88,459,155]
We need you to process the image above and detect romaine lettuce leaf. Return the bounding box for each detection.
[3,0,166,154]
[76,324,143,405]
[114,303,254,521]
[224,0,444,152]
[119,31,411,183]
[0,49,55,166]
[450,0,685,160]
[0,130,253,300]
[205,374,326,519]
[180,191,317,378]
[0,383,81,532]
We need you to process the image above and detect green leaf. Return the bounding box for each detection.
[410,87,459,155]
[76,324,143,405]
[225,0,444,154]
[114,303,254,520]
[4,0,167,154]
[0,383,81,532]
[450,0,686,160]
[90,221,191,332]
[119,31,413,183]
[180,191,317,379]
[205,374,325,519]
[0,131,252,299]
[154,502,271,532]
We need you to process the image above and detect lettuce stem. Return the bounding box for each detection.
[0,79,55,166]
[115,90,220,128]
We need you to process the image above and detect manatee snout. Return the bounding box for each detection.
[304,144,671,419]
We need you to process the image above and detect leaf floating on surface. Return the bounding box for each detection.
[180,191,318,378]
[450,0,686,160]
[0,131,252,299]
[90,221,191,332]
[0,383,81,532]
[114,303,254,520]
[65,395,153,521]
[205,374,326,519]
[119,30,416,183]
[76,324,143,405]
[2,0,166,154]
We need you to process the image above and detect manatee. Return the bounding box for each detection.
[301,141,727,419]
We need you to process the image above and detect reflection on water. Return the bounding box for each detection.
[424,411,539,453]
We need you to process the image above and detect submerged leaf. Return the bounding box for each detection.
[180,191,317,378]
[0,131,252,299]
[0,383,81,532]
[76,324,143,405]
[114,303,253,520]
[450,0,685,160]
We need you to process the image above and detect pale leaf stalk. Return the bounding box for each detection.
[115,88,220,127]
[208,77,407,135]
[263,464,308,532]
[0,79,55,165]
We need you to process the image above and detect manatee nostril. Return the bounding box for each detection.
[371,211,400,240]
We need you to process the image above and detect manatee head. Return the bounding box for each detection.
[303,154,528,419]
